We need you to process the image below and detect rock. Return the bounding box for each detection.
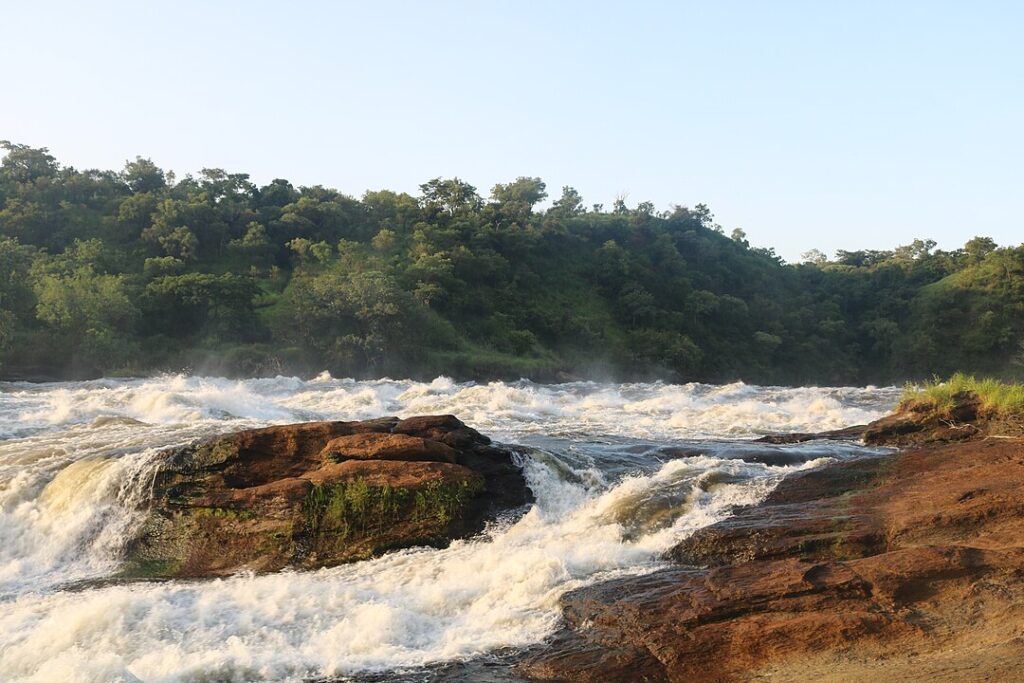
[862,392,985,446]
[754,424,868,444]
[518,436,1024,682]
[319,432,459,463]
[761,391,1024,449]
[659,443,849,467]
[124,415,531,578]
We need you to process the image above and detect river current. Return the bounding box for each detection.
[0,375,899,682]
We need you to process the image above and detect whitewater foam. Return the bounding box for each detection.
[0,451,800,683]
[4,375,897,440]
[0,376,899,682]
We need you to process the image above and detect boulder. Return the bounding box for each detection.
[519,426,1024,682]
[124,415,531,577]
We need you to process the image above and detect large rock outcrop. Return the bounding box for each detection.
[125,415,531,577]
[519,400,1024,682]
[863,391,1024,447]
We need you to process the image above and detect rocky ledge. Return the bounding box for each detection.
[519,396,1024,682]
[863,390,1024,446]
[125,415,531,577]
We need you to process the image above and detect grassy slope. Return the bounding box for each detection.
[901,373,1024,415]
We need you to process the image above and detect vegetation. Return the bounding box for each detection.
[303,477,482,539]
[2,141,1023,384]
[901,374,1024,416]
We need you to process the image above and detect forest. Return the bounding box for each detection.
[1,140,1022,384]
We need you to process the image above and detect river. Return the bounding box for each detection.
[0,375,899,682]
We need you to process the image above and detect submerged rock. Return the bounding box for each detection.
[754,424,868,444]
[125,415,531,577]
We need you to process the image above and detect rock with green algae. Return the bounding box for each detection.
[124,415,531,577]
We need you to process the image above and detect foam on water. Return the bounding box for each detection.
[2,374,895,440]
[0,376,899,682]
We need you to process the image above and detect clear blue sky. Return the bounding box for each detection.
[2,1,1021,261]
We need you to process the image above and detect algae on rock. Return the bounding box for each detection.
[123,415,530,577]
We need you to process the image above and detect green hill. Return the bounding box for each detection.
[1,141,1022,383]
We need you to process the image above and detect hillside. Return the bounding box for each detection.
[1,141,1022,383]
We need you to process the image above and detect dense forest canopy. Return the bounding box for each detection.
[0,141,1021,384]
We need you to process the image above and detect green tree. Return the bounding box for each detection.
[121,157,167,193]
[490,177,547,221]
[550,186,585,217]
[32,244,139,370]
[419,178,481,216]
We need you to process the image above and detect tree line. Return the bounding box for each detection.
[1,141,1021,384]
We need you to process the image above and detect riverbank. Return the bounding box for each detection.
[520,399,1024,681]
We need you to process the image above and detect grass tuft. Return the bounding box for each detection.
[901,373,1024,415]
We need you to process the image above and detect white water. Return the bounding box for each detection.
[0,376,899,683]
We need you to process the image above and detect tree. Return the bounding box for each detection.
[612,194,629,215]
[490,177,547,219]
[371,228,397,252]
[141,273,260,341]
[287,269,416,371]
[550,186,585,217]
[228,222,274,268]
[288,237,332,263]
[162,226,200,260]
[617,283,658,326]
[142,198,218,260]
[0,141,58,183]
[964,236,997,263]
[362,189,420,234]
[32,244,139,369]
[893,238,937,261]
[419,178,480,215]
[801,249,827,265]
[121,157,167,193]
[0,237,35,366]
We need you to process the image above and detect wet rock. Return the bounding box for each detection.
[519,434,1024,681]
[755,424,867,444]
[124,415,531,578]
[659,443,838,467]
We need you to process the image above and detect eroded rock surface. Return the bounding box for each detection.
[125,415,531,577]
[862,391,1024,447]
[520,402,1024,682]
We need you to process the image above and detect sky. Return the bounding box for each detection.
[2,1,1021,262]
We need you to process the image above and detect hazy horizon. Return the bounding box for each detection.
[3,1,1021,262]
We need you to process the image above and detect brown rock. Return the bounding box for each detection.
[862,393,984,446]
[394,414,465,434]
[307,459,477,488]
[319,432,459,463]
[394,414,492,448]
[519,436,1024,682]
[125,415,530,578]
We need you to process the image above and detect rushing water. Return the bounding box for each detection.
[0,375,899,683]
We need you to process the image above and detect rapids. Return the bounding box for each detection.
[0,375,899,682]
